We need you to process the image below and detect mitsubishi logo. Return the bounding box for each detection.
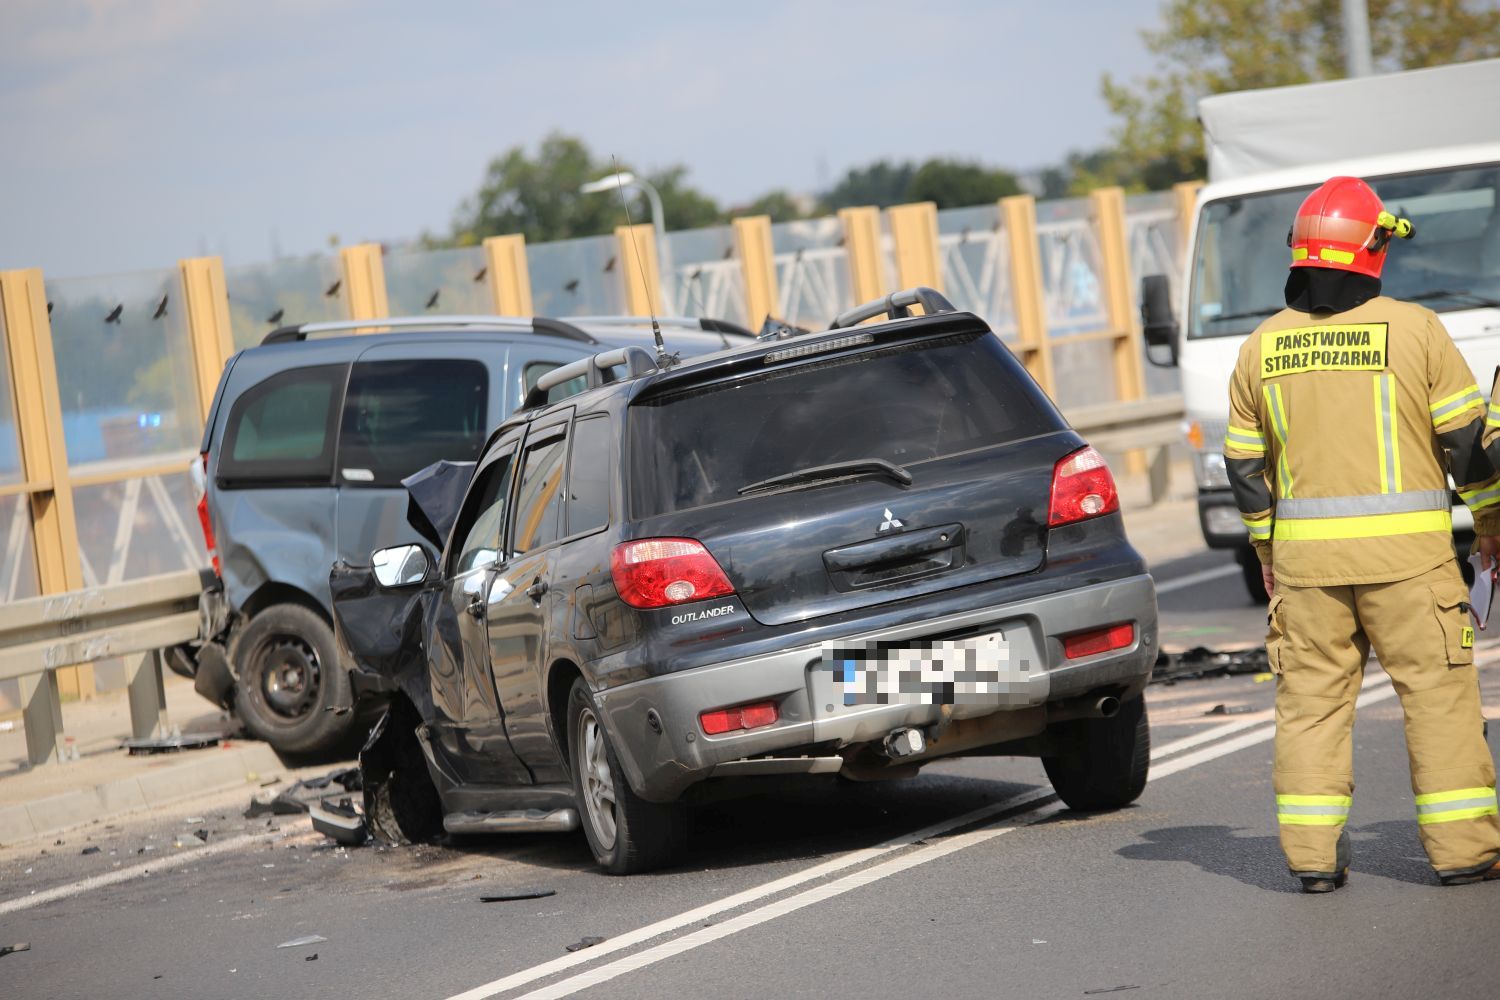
[878,508,904,533]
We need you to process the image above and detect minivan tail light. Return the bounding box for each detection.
[193,452,221,577]
[611,538,735,609]
[1048,446,1120,527]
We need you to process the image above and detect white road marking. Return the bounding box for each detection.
[1153,562,1240,595]
[449,674,1412,1000]
[0,831,283,917]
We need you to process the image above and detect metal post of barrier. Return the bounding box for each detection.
[838,206,886,306]
[732,215,777,330]
[887,202,944,303]
[484,235,533,316]
[616,223,663,318]
[126,650,170,740]
[179,256,235,423]
[340,243,390,323]
[19,670,66,765]
[999,195,1056,397]
[0,269,87,703]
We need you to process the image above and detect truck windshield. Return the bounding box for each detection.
[1188,163,1500,340]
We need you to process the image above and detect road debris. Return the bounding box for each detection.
[277,934,327,949]
[480,889,556,903]
[81,846,101,855]
[1153,646,1268,683]
[0,943,31,958]
[123,732,221,755]
[305,953,319,961]
[309,797,367,846]
[1083,988,1140,995]
[1204,703,1253,715]
[565,936,607,953]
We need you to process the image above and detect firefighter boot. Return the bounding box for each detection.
[1300,831,1351,893]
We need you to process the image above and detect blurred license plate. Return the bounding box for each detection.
[820,630,1012,707]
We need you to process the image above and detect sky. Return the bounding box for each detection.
[0,0,1163,279]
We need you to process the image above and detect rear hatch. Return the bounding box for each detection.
[625,320,1081,627]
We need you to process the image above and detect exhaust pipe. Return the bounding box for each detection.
[1094,696,1121,719]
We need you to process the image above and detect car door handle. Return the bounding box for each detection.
[526,579,548,601]
[465,594,485,619]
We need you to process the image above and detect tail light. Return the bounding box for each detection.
[1048,446,1120,527]
[191,452,221,577]
[1062,623,1135,659]
[611,538,734,609]
[700,700,779,735]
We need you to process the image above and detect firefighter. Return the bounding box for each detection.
[1224,175,1500,892]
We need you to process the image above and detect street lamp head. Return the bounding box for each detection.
[579,172,637,195]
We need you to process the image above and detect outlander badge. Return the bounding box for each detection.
[878,508,904,532]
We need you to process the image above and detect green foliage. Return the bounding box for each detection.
[1099,0,1500,190]
[906,159,1023,208]
[818,160,917,211]
[730,189,810,223]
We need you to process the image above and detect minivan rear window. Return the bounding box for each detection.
[627,332,1060,517]
[219,364,344,486]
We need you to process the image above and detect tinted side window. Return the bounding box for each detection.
[218,364,344,486]
[512,429,567,554]
[339,360,487,488]
[524,361,586,403]
[450,451,515,575]
[567,416,611,535]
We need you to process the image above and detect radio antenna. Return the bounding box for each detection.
[610,156,671,368]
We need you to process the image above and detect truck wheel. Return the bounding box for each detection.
[567,678,684,875]
[232,603,356,757]
[1043,694,1150,811]
[361,704,443,846]
[1237,547,1269,604]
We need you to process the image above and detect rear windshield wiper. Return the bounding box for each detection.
[737,458,913,497]
[1407,289,1500,310]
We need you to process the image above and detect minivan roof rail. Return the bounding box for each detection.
[828,287,957,330]
[520,345,659,411]
[261,315,598,346]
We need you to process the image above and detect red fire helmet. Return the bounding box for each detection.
[1288,176,1414,279]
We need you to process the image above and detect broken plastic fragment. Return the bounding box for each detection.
[277,935,327,949]
[81,846,101,856]
[565,936,607,953]
[0,942,31,958]
[480,889,556,903]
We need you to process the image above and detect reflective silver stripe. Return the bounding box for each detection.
[1416,796,1497,816]
[1226,429,1264,448]
[1275,490,1450,520]
[1431,388,1484,424]
[1276,803,1350,817]
[1378,373,1399,493]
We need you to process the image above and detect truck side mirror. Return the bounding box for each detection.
[1140,274,1179,368]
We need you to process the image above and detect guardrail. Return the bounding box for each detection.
[1,569,205,765]
[1064,393,1185,505]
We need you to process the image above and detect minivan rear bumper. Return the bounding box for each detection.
[596,573,1157,802]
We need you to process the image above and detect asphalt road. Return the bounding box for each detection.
[5,551,1500,999]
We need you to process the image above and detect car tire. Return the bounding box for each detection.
[232,603,357,757]
[567,678,684,875]
[1042,694,1150,811]
[361,705,443,846]
[1237,547,1269,604]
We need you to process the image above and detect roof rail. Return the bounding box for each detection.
[563,315,755,338]
[828,287,957,330]
[520,345,658,411]
[260,315,597,346]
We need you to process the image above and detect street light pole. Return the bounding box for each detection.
[1342,0,1374,78]
[580,172,676,313]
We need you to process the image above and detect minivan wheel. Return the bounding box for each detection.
[1042,694,1150,811]
[567,678,684,875]
[232,603,356,757]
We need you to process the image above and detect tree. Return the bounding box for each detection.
[1099,0,1500,190]
[446,133,726,244]
[905,159,1022,209]
[730,189,809,223]
[818,160,917,211]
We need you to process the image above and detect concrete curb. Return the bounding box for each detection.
[0,743,283,847]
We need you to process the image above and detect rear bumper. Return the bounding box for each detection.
[596,573,1157,802]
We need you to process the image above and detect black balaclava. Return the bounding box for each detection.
[1284,267,1381,315]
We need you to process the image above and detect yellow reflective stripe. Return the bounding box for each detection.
[1418,805,1499,826]
[1460,482,1500,512]
[1373,374,1401,494]
[1319,248,1355,264]
[1273,509,1452,541]
[1487,403,1500,428]
[1226,425,1266,453]
[1264,384,1293,499]
[1291,247,1309,261]
[1415,787,1496,806]
[1278,813,1347,826]
[1242,514,1272,539]
[1277,795,1352,807]
[1430,385,1484,424]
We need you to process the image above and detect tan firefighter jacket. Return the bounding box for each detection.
[1224,296,1500,587]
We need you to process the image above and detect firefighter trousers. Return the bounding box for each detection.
[1266,561,1500,879]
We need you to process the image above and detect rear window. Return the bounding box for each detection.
[218,364,344,486]
[627,332,1058,516]
[338,359,488,487]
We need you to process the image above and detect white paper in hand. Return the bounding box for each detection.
[1468,553,1496,630]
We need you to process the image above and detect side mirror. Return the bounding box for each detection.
[372,544,430,588]
[1140,274,1179,368]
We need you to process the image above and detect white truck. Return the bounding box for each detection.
[1141,58,1500,599]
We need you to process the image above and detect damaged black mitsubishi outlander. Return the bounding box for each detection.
[332,289,1159,874]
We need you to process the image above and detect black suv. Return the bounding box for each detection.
[333,289,1159,874]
